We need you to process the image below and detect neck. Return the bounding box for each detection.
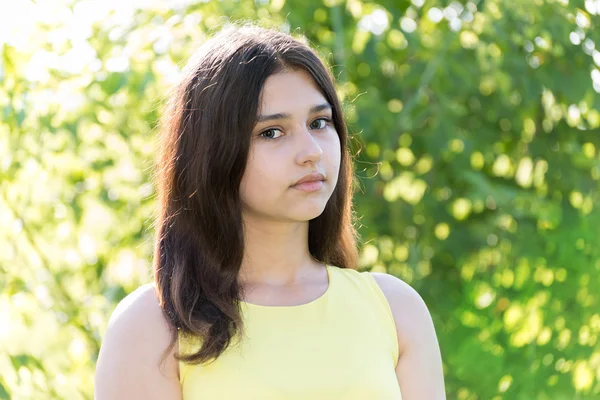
[238,215,322,287]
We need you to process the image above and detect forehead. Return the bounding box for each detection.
[258,69,328,113]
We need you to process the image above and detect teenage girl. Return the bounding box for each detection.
[94,22,446,399]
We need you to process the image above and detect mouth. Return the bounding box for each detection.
[291,179,325,192]
[292,172,326,187]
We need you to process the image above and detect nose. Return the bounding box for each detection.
[294,126,323,165]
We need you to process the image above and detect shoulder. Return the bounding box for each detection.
[94,283,181,399]
[369,272,436,356]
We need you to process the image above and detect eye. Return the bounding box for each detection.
[310,117,331,130]
[259,128,283,141]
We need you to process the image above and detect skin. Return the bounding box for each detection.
[372,272,447,399]
[94,69,446,399]
[237,68,341,302]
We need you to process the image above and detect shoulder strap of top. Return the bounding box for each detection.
[334,268,400,365]
[178,330,204,384]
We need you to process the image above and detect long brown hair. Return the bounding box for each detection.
[152,21,359,366]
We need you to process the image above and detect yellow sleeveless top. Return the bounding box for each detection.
[178,265,402,399]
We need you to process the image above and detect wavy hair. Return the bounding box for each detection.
[152,22,359,366]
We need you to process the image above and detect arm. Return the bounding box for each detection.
[371,272,446,400]
[94,284,182,400]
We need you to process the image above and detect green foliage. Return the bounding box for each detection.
[1,0,599,398]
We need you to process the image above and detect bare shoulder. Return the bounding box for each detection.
[94,283,182,400]
[369,272,436,355]
[370,272,446,398]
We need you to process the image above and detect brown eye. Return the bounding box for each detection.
[310,117,331,130]
[259,128,283,141]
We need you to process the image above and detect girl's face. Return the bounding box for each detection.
[239,69,341,223]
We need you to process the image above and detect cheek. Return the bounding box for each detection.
[325,132,341,166]
[240,158,280,205]
[325,134,342,188]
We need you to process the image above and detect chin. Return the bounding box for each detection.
[290,204,328,221]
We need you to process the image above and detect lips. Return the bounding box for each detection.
[292,172,325,186]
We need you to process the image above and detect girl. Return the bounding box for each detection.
[95,22,445,399]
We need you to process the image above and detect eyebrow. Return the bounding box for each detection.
[256,103,332,123]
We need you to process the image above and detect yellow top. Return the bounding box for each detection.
[178,265,401,399]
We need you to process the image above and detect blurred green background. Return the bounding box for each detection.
[1,0,599,398]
